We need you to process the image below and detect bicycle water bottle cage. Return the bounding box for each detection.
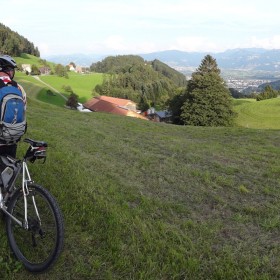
[23,138,48,163]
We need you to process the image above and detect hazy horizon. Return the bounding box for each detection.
[5,0,280,57]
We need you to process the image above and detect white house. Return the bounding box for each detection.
[22,64,31,73]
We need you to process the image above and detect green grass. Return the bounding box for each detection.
[233,97,280,129]
[15,71,103,107]
[0,80,279,279]
[17,69,103,104]
[14,72,66,107]
[39,72,103,103]
[14,54,103,104]
[15,54,56,71]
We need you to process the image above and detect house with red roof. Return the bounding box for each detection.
[83,96,148,120]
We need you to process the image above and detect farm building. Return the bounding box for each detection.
[83,96,148,120]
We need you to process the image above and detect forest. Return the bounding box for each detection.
[90,55,187,111]
[0,23,40,57]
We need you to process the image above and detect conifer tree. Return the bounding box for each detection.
[181,55,236,126]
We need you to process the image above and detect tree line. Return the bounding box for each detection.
[0,23,40,57]
[256,85,279,101]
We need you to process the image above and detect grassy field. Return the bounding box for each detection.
[14,54,103,103]
[0,79,279,279]
[14,72,66,107]
[39,72,103,103]
[15,54,57,71]
[14,70,103,106]
[233,98,280,129]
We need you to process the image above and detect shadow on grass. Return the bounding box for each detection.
[37,88,66,107]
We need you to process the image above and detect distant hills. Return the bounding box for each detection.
[44,48,280,78]
[44,53,107,67]
[141,48,280,72]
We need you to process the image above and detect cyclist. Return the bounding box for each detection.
[0,54,27,158]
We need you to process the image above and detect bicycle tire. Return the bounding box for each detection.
[5,184,64,272]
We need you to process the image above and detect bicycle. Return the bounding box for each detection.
[0,138,64,272]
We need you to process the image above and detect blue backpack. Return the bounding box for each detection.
[0,80,26,144]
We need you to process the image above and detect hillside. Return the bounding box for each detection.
[0,78,279,279]
[15,53,57,75]
[258,79,280,91]
[13,54,103,104]
[141,48,280,76]
[233,98,280,129]
[90,55,186,109]
[0,23,39,57]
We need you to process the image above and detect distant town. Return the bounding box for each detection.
[184,73,271,92]
[225,78,271,91]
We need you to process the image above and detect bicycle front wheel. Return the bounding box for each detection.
[5,184,64,272]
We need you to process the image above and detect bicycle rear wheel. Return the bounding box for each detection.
[5,184,64,272]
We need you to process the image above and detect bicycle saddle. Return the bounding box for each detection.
[24,138,48,147]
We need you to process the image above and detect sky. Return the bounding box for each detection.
[3,0,280,58]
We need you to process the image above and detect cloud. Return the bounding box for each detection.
[104,36,126,52]
[248,36,280,49]
[169,36,222,52]
[4,0,280,56]
[37,43,50,55]
[92,36,158,54]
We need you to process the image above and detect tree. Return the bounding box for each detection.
[181,55,236,126]
[168,88,186,124]
[31,64,40,75]
[138,95,150,112]
[66,93,79,109]
[55,64,68,78]
[229,88,244,99]
[69,62,76,68]
[256,85,278,101]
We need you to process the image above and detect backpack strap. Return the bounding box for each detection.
[0,79,5,88]
[0,79,18,88]
[10,80,18,87]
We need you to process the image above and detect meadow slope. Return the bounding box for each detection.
[233,98,280,129]
[15,54,103,103]
[0,79,279,279]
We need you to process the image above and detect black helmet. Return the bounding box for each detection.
[0,55,17,68]
[0,55,17,79]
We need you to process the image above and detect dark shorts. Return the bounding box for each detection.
[0,144,17,158]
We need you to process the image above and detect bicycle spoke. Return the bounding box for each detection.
[6,184,64,271]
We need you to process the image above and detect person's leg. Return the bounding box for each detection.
[0,144,17,158]
[0,144,17,189]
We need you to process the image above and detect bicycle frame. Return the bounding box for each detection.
[0,159,40,230]
[1,139,63,273]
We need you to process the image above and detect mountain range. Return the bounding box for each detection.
[44,48,280,78]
